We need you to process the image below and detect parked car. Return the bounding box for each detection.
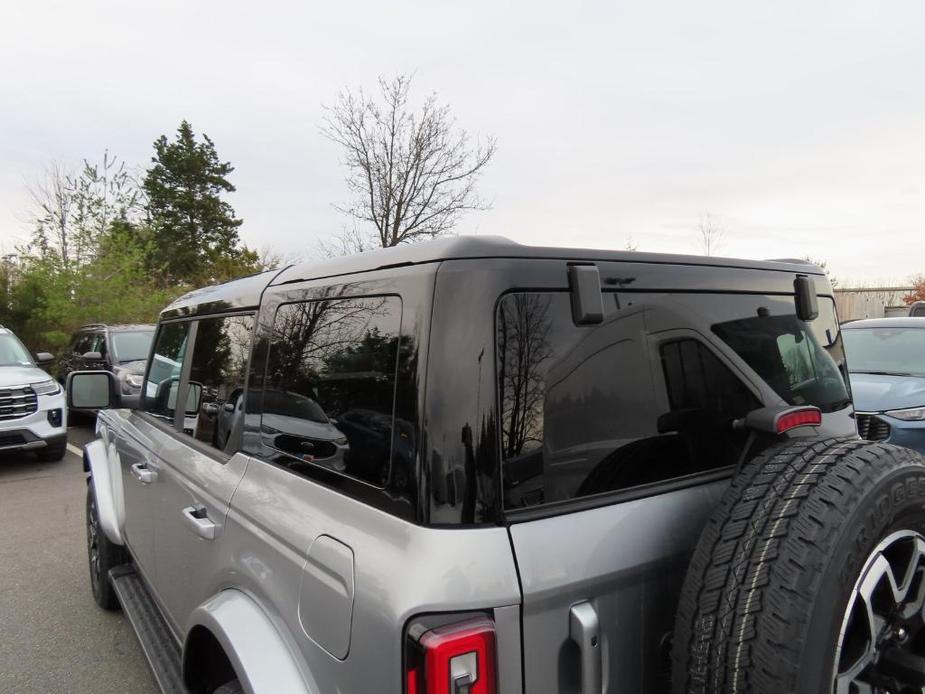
[70,238,925,694]
[0,325,67,460]
[59,323,155,400]
[842,317,925,454]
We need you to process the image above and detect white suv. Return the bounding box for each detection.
[0,326,67,460]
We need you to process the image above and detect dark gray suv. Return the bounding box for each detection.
[59,323,155,400]
[69,237,925,694]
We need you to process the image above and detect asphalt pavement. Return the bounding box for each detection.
[0,421,158,694]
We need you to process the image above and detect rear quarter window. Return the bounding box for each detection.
[259,295,410,488]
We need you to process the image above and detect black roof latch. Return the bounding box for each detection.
[568,264,604,326]
[794,274,819,322]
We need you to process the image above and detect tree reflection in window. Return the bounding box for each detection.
[263,295,407,487]
[496,293,553,461]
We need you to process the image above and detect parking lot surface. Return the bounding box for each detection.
[0,422,158,694]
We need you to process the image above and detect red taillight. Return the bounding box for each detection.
[776,408,822,433]
[406,617,497,694]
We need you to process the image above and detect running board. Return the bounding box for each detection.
[110,565,187,694]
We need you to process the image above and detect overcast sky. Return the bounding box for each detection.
[1,0,923,284]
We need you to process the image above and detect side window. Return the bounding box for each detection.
[73,333,93,355]
[496,293,760,510]
[143,322,191,423]
[261,296,403,486]
[94,333,108,359]
[184,314,254,453]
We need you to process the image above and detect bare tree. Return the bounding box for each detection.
[28,162,76,264]
[254,245,301,272]
[321,74,496,252]
[27,151,141,265]
[316,226,377,259]
[697,213,725,257]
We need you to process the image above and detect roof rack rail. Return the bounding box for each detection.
[78,323,108,330]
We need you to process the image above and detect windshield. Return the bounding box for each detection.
[111,331,154,363]
[0,334,33,366]
[843,327,925,377]
[263,389,329,423]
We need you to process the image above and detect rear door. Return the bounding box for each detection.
[496,291,765,693]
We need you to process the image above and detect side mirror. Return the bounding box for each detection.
[82,351,103,360]
[67,370,139,410]
[186,382,203,415]
[35,352,55,366]
[67,371,115,410]
[223,402,236,413]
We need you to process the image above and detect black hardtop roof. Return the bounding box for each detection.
[161,269,282,318]
[272,235,824,285]
[843,317,925,329]
[162,236,825,316]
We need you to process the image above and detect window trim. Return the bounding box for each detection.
[505,466,734,524]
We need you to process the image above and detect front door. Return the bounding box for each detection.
[115,412,164,578]
[495,291,765,692]
[151,314,254,633]
[120,319,193,582]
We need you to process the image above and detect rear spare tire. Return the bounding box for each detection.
[672,436,925,694]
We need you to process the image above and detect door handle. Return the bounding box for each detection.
[569,601,602,694]
[130,462,157,484]
[181,506,217,541]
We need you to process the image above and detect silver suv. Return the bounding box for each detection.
[0,325,67,460]
[70,238,925,694]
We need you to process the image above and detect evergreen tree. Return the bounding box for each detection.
[143,121,247,283]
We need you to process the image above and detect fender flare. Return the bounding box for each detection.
[84,438,125,546]
[185,590,317,694]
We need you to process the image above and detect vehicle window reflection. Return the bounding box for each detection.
[185,315,254,452]
[262,296,404,487]
[497,293,764,509]
[143,322,191,424]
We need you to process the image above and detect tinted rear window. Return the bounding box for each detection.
[497,292,761,510]
[496,291,850,511]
